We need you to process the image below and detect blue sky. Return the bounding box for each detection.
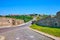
[0,0,60,15]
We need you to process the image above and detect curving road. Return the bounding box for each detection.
[0,21,54,40]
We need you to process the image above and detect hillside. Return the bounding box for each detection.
[5,15,33,22]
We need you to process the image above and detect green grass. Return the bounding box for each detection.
[30,24,60,37]
[5,15,33,22]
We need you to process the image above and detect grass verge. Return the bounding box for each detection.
[30,24,60,37]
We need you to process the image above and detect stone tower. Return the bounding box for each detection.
[56,11,60,19]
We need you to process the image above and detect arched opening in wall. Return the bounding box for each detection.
[54,23,58,27]
[12,20,15,25]
[8,20,10,23]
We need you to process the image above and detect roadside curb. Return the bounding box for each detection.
[0,23,26,28]
[29,28,60,40]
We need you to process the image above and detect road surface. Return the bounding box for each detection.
[0,21,54,40]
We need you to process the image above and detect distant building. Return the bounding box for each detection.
[37,11,60,27]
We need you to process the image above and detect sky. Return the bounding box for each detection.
[0,0,60,15]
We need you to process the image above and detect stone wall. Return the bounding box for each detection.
[37,12,60,27]
[0,17,24,26]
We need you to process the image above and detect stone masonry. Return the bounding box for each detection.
[37,11,60,27]
[0,17,24,26]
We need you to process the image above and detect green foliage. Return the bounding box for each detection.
[36,16,40,21]
[30,24,60,37]
[41,15,49,19]
[0,15,2,17]
[5,15,33,22]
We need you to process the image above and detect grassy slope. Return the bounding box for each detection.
[5,15,33,22]
[30,24,60,37]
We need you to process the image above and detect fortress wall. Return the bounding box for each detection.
[0,17,24,26]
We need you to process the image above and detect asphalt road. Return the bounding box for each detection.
[0,21,54,40]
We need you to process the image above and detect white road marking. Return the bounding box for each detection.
[29,36,34,38]
[16,37,20,40]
